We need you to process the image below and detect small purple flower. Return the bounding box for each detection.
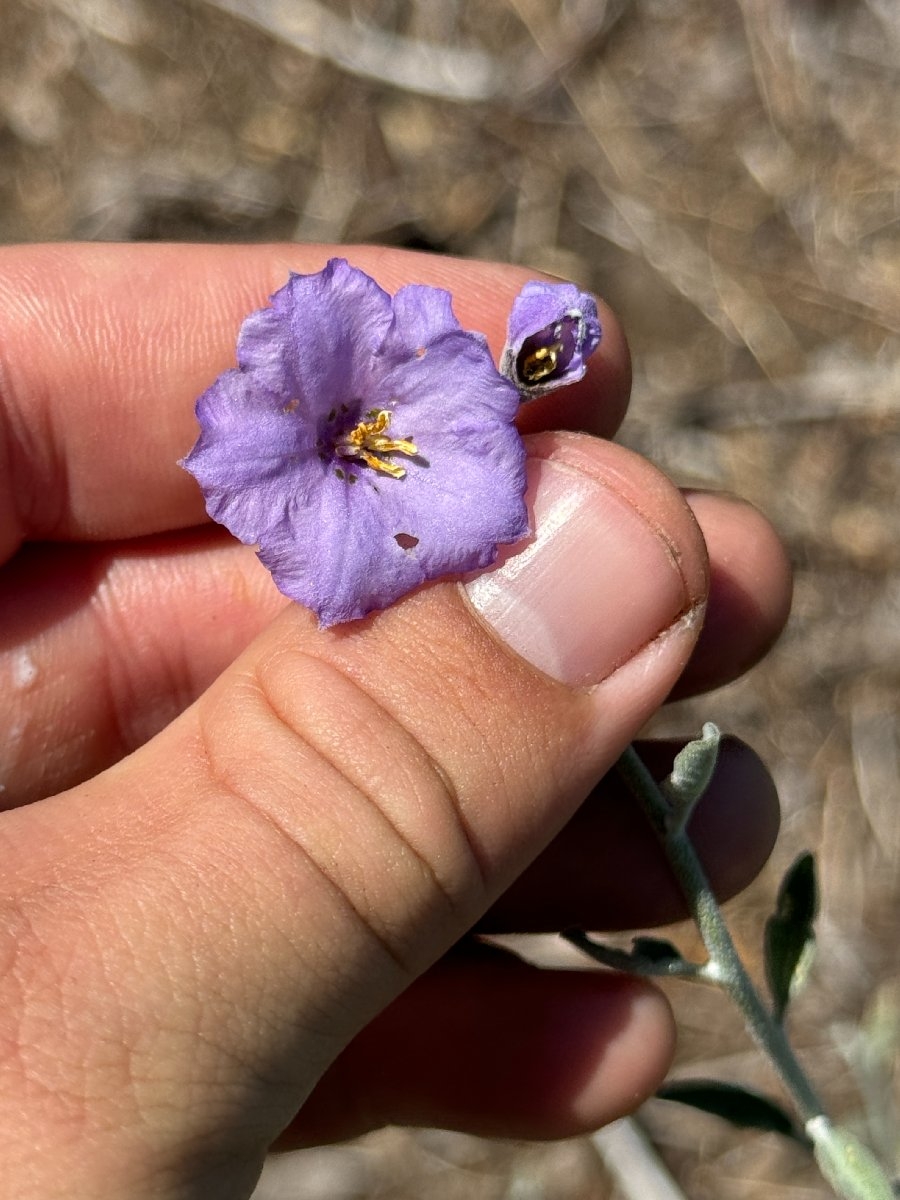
[501,280,601,398]
[181,259,528,627]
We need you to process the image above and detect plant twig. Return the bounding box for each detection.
[200,0,501,102]
[590,1117,689,1200]
[616,742,826,1122]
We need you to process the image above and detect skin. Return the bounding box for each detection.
[0,244,791,1199]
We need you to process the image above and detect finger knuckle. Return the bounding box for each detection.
[194,641,487,976]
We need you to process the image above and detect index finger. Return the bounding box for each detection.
[0,243,630,561]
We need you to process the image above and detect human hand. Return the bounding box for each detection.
[0,244,790,1198]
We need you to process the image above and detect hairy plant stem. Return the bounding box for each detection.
[616,744,827,1125]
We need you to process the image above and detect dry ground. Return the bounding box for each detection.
[2,1,899,1197]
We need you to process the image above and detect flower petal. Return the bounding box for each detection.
[383,283,488,355]
[254,423,527,626]
[238,258,394,419]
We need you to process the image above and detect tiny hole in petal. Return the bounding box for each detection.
[394,532,419,551]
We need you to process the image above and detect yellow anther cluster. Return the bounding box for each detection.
[519,341,563,383]
[336,409,418,479]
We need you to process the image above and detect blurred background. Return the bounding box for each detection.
[3,0,898,1196]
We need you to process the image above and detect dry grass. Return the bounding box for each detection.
[3,1,899,1196]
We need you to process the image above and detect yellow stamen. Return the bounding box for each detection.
[336,410,418,478]
[519,342,563,383]
[358,451,407,478]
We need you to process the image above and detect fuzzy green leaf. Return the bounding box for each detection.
[656,1080,805,1143]
[809,1119,895,1200]
[563,930,701,979]
[662,723,721,830]
[631,937,685,965]
[765,852,818,1021]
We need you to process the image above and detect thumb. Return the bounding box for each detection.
[0,431,707,1198]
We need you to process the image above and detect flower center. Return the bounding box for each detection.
[518,341,564,383]
[335,409,418,479]
[515,315,581,386]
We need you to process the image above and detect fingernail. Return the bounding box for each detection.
[464,456,694,687]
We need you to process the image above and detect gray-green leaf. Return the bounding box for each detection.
[765,852,818,1021]
[809,1118,895,1200]
[662,722,721,829]
[656,1080,806,1143]
[562,930,702,979]
[631,937,685,965]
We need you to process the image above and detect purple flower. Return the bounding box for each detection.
[501,281,601,398]
[181,259,528,627]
